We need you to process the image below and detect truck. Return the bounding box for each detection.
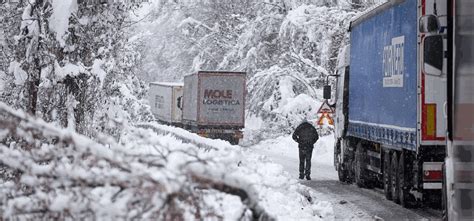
[182,71,246,145]
[149,82,184,127]
[421,0,474,219]
[328,0,449,208]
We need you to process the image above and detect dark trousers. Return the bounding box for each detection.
[299,144,314,177]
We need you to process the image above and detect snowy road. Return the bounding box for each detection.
[250,135,442,220]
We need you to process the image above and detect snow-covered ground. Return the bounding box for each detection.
[250,135,336,180]
[0,104,335,220]
[249,134,442,220]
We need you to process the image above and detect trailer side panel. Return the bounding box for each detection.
[348,0,418,150]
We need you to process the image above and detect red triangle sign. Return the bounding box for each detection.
[317,100,334,114]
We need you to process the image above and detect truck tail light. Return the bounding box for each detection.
[424,170,443,181]
[423,162,443,182]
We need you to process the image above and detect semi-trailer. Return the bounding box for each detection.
[149,82,184,127]
[149,71,246,145]
[328,0,448,208]
[182,71,246,145]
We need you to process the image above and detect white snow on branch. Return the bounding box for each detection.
[92,59,107,87]
[178,17,215,31]
[54,61,86,80]
[8,61,27,85]
[49,0,78,47]
[0,102,333,220]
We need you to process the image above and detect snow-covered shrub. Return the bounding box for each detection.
[0,103,333,220]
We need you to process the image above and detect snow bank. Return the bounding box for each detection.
[0,103,333,220]
[129,122,335,220]
[247,134,338,219]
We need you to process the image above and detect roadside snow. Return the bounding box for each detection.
[0,102,336,220]
[251,134,337,182]
[252,135,335,167]
[133,122,335,220]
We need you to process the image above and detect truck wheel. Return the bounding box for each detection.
[383,150,392,200]
[338,165,349,183]
[337,152,349,183]
[398,151,415,208]
[229,137,239,145]
[391,152,400,203]
[335,140,348,183]
[354,144,366,188]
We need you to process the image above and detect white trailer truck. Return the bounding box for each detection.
[182,71,246,145]
[149,82,184,127]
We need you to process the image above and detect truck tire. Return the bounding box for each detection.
[229,137,239,145]
[354,144,366,188]
[337,151,349,183]
[398,151,415,208]
[338,164,349,183]
[335,140,349,183]
[383,150,392,200]
[391,152,400,203]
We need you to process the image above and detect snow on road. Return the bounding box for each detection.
[250,135,442,220]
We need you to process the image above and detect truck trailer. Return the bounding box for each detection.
[149,82,184,127]
[182,71,246,145]
[329,0,448,208]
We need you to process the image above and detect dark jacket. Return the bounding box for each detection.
[292,121,319,145]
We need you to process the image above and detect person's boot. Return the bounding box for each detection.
[306,175,311,180]
[299,174,304,179]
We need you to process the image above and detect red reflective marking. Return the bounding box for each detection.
[423,170,443,181]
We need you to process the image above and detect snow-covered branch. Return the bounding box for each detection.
[1,103,330,220]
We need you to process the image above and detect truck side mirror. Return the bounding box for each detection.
[323,85,331,99]
[423,35,443,76]
[419,15,440,33]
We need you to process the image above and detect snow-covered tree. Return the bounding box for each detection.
[0,0,152,138]
[133,0,383,140]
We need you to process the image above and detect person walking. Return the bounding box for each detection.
[292,120,319,180]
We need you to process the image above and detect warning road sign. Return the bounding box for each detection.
[317,100,334,114]
[318,112,334,125]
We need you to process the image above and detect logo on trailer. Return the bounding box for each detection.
[383,36,405,88]
[203,89,240,106]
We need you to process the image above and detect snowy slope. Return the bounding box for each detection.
[0,103,333,220]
